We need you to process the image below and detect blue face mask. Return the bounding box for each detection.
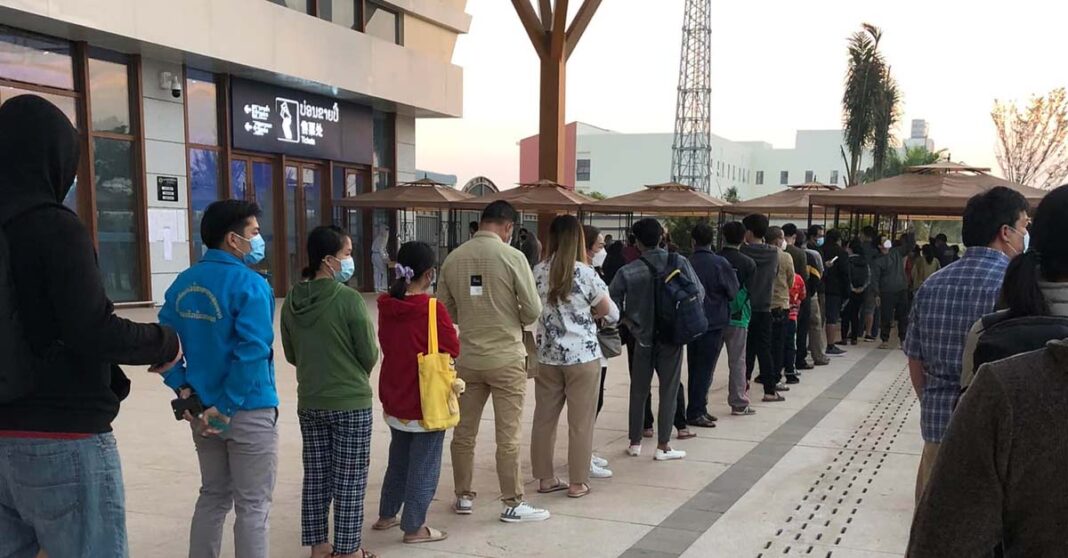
[333,257,355,283]
[237,233,266,265]
[816,237,825,247]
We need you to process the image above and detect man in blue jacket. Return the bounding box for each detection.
[159,199,279,558]
[683,222,739,427]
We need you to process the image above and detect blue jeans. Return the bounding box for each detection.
[0,433,127,558]
[379,428,445,534]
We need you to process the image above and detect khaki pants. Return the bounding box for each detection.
[915,441,941,504]
[530,360,602,485]
[451,361,527,505]
[809,293,828,363]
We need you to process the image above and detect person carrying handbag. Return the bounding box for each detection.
[373,242,460,544]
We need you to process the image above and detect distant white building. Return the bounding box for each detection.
[519,121,934,200]
[903,119,936,152]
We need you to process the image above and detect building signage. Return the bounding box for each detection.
[231,78,372,165]
[156,176,179,202]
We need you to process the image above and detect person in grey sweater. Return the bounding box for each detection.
[907,338,1068,557]
[871,232,916,349]
[740,214,784,401]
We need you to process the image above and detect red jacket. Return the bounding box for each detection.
[789,273,807,321]
[377,293,460,420]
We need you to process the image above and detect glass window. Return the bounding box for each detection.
[577,159,591,181]
[186,72,217,145]
[372,110,394,169]
[271,0,309,13]
[805,170,815,183]
[830,170,839,185]
[374,169,390,192]
[189,149,220,262]
[88,58,130,134]
[93,137,142,302]
[755,171,764,185]
[780,171,789,185]
[365,2,400,44]
[319,0,357,28]
[0,27,74,90]
[0,86,76,124]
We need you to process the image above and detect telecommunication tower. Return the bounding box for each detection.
[670,0,714,195]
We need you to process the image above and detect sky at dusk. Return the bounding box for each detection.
[416,0,1066,191]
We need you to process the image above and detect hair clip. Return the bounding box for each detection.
[395,264,415,284]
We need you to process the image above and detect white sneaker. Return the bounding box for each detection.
[654,448,686,461]
[500,501,551,523]
[626,444,641,457]
[591,454,609,468]
[589,462,614,479]
[453,495,474,515]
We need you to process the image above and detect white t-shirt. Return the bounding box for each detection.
[533,259,609,366]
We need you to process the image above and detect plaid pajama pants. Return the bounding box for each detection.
[298,408,373,554]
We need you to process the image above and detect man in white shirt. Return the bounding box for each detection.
[371,225,389,292]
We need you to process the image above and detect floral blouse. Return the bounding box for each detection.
[533,260,609,366]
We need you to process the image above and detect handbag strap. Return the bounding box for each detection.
[427,297,439,355]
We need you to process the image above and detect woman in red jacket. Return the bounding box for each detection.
[372,241,459,544]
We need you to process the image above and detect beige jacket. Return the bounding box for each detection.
[437,231,542,370]
[771,248,795,311]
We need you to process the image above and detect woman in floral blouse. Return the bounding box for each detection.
[530,215,619,499]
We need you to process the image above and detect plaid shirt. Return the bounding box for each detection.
[903,247,1009,443]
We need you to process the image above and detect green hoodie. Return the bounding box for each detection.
[281,279,378,411]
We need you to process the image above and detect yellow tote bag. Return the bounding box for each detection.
[418,297,461,430]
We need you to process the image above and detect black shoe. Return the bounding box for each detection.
[785,376,801,385]
[850,338,859,346]
[826,345,847,356]
[864,335,877,342]
[814,359,831,366]
[796,361,814,370]
[703,413,718,422]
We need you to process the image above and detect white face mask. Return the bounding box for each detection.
[591,248,607,268]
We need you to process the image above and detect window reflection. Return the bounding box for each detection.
[319,0,356,29]
[88,58,130,134]
[186,75,217,145]
[0,86,76,125]
[190,149,220,262]
[365,2,400,44]
[0,27,74,90]
[93,137,142,302]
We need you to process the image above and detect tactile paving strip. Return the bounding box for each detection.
[755,368,916,557]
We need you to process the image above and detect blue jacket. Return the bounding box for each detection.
[159,250,278,417]
[690,247,740,331]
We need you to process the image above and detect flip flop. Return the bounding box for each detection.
[677,429,697,440]
[372,517,400,531]
[687,416,716,428]
[403,526,449,544]
[642,428,655,438]
[567,484,591,498]
[537,479,569,494]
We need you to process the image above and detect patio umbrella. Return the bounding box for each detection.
[585,182,730,215]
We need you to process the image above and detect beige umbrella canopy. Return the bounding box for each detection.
[585,182,731,215]
[334,177,473,210]
[724,181,838,216]
[453,179,596,211]
[809,164,1048,214]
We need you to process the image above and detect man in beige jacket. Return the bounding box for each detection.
[437,201,547,523]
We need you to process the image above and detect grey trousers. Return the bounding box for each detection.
[189,408,279,558]
[723,326,750,409]
[809,293,828,363]
[629,343,684,445]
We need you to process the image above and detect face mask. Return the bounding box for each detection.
[236,233,265,265]
[1008,226,1029,255]
[592,248,607,268]
[816,237,825,247]
[332,257,355,283]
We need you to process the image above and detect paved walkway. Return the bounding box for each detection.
[116,296,918,557]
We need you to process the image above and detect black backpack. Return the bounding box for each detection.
[0,206,42,403]
[641,254,708,345]
[971,311,1068,377]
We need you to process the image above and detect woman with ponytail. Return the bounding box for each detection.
[373,241,459,544]
[960,184,1068,388]
[281,226,379,558]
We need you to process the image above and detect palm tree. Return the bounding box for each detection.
[841,24,898,186]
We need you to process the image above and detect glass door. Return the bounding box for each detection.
[230,156,275,288]
[332,166,369,290]
[284,162,324,289]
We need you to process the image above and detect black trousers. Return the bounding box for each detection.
[769,309,787,386]
[842,292,864,342]
[783,318,798,379]
[746,311,774,394]
[879,290,910,343]
[625,326,685,431]
[795,297,812,367]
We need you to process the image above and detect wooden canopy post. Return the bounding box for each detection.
[512,0,603,242]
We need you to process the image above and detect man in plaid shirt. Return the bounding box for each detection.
[905,186,1030,503]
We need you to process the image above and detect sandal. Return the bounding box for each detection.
[762,393,787,402]
[642,428,654,438]
[403,526,449,544]
[567,483,591,498]
[371,517,400,530]
[676,429,697,440]
[537,478,569,494]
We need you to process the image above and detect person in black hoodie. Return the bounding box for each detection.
[820,229,850,356]
[0,95,182,557]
